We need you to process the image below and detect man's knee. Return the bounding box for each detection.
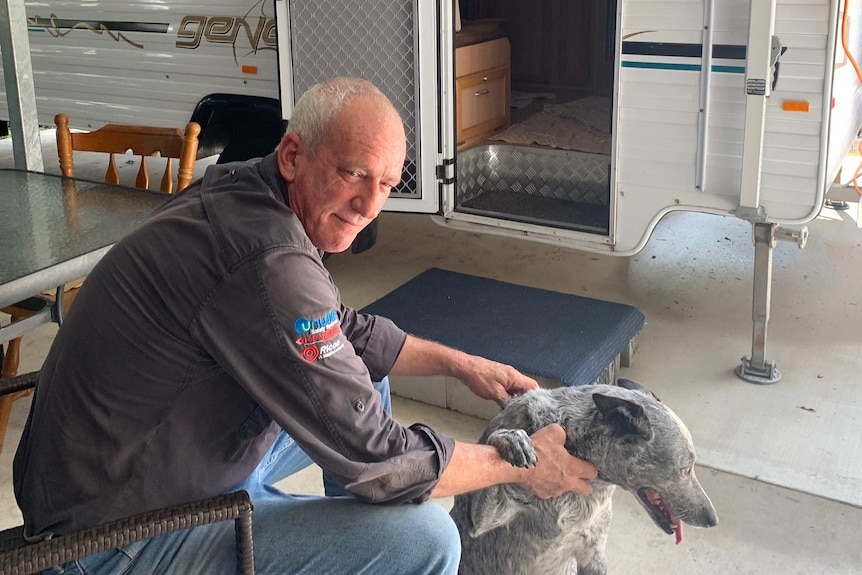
[409,502,461,572]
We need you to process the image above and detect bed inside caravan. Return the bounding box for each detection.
[454,0,617,235]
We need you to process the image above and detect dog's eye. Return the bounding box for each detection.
[682,466,692,476]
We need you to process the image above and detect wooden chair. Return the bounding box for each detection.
[0,114,201,451]
[54,112,201,193]
[0,372,255,575]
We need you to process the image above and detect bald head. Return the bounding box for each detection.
[287,77,404,157]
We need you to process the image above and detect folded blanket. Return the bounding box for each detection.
[490,96,612,155]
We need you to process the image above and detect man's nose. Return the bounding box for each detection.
[353,184,385,218]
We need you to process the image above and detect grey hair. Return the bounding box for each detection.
[288,77,388,156]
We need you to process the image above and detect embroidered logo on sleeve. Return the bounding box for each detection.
[293,310,344,362]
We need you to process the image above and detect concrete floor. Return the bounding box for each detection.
[2,134,862,573]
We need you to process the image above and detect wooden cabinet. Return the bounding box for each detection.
[455,38,510,150]
[464,0,593,90]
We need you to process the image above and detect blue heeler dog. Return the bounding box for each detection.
[450,378,718,575]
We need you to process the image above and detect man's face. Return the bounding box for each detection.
[278,96,407,253]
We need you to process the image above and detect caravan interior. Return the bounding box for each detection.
[453,0,617,235]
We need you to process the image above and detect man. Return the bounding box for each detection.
[14,78,597,574]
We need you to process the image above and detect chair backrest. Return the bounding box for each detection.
[54,113,201,194]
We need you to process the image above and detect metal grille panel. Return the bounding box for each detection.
[458,145,610,206]
[456,145,611,233]
[288,0,418,197]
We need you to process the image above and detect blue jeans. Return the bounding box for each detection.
[47,378,461,575]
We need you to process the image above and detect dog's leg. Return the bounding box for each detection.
[460,428,536,538]
[486,428,537,468]
[463,485,523,537]
[572,499,612,575]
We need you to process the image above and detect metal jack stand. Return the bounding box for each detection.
[736,222,807,384]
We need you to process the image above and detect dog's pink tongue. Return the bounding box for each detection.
[675,521,683,545]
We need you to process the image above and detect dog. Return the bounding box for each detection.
[450,378,718,575]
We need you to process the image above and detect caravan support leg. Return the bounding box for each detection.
[736,222,782,384]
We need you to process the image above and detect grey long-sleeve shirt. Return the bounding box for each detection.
[13,153,455,537]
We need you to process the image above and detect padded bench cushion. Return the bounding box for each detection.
[360,268,645,387]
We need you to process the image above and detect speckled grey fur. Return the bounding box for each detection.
[451,379,718,575]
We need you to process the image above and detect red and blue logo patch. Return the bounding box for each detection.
[293,310,343,362]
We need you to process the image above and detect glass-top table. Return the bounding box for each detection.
[0,169,170,343]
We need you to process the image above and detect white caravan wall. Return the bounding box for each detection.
[826,0,862,182]
[761,0,836,219]
[615,0,841,253]
[0,0,279,130]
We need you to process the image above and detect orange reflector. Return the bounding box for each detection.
[782,100,809,112]
[241,65,258,74]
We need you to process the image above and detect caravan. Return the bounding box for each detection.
[276,0,861,252]
[276,0,862,381]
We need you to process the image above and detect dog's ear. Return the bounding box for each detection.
[592,392,654,441]
[616,377,662,403]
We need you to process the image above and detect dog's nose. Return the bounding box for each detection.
[694,504,719,528]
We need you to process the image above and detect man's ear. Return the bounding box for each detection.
[278,133,302,183]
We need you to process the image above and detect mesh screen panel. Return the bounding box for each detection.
[288,0,419,197]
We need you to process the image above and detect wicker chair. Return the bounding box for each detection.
[0,372,254,575]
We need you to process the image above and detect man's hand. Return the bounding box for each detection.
[459,355,539,406]
[389,335,538,406]
[519,424,597,498]
[432,423,597,499]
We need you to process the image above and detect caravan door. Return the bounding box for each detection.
[274,0,854,255]
[273,0,441,214]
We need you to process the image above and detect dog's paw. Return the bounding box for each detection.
[487,429,537,468]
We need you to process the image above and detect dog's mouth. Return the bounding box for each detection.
[637,487,683,544]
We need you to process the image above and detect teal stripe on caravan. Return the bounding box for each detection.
[713,65,746,74]
[621,61,745,74]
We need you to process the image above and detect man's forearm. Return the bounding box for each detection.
[389,334,472,379]
[430,439,526,498]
